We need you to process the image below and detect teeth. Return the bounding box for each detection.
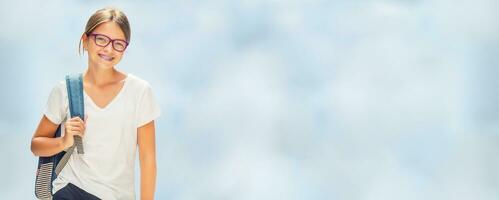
[99,54,114,61]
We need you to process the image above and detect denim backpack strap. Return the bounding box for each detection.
[65,73,85,154]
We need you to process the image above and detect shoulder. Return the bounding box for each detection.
[55,80,66,89]
[49,80,68,97]
[125,73,154,92]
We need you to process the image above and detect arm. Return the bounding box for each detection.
[31,115,64,156]
[138,120,157,200]
[31,115,85,157]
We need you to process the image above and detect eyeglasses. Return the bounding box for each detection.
[88,33,129,52]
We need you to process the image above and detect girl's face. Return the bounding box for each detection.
[82,21,128,70]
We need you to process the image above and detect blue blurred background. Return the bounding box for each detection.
[1,0,498,199]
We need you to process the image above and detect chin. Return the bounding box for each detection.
[98,63,115,69]
[90,60,115,70]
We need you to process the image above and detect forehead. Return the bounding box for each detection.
[92,21,126,40]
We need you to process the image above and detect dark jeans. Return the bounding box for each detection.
[53,183,101,200]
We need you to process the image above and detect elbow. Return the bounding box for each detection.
[142,156,157,165]
[140,155,157,167]
[30,139,38,157]
[30,137,46,157]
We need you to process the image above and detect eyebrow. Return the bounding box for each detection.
[92,32,126,41]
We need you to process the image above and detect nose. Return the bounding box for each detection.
[102,42,114,53]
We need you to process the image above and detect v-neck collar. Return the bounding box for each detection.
[83,74,130,111]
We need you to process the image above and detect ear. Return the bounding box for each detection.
[81,33,88,50]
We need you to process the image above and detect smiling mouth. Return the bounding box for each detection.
[98,54,114,61]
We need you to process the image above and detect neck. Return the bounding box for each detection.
[84,64,120,86]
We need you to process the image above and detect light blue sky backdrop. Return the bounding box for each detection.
[0,0,498,199]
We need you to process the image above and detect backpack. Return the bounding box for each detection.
[35,73,85,199]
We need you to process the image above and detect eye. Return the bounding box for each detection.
[94,35,109,45]
[113,41,127,51]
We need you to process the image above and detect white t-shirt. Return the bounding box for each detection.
[44,73,161,199]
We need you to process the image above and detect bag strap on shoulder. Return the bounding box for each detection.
[64,73,85,154]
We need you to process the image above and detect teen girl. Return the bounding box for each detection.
[31,7,160,199]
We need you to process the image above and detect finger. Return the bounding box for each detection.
[69,126,82,133]
[68,117,82,125]
[76,117,86,128]
[70,130,83,137]
[78,125,85,135]
[65,123,75,132]
[69,121,85,128]
[70,125,85,133]
[76,117,84,123]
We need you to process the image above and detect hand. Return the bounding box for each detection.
[62,116,86,149]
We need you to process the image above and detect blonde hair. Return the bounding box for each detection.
[79,7,131,55]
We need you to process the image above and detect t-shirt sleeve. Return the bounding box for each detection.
[43,83,66,125]
[136,84,161,128]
